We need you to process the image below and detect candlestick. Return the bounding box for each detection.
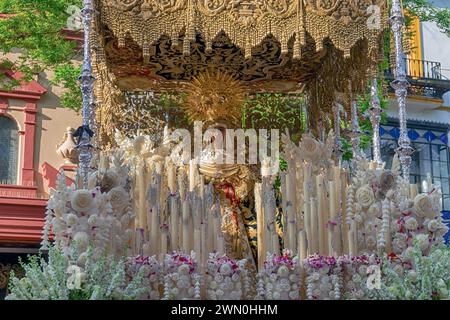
[390,0,414,179]
[298,229,307,260]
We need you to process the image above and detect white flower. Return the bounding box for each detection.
[177,264,190,275]
[405,217,418,230]
[427,219,439,232]
[209,281,218,289]
[73,231,89,251]
[277,265,289,278]
[356,186,375,208]
[407,270,418,282]
[77,252,88,266]
[289,291,299,299]
[171,288,179,296]
[214,274,224,283]
[215,289,224,297]
[71,189,94,212]
[65,213,78,226]
[108,187,128,212]
[415,234,430,251]
[413,194,433,218]
[392,237,406,252]
[87,214,98,226]
[403,247,415,261]
[219,263,232,276]
[99,170,119,192]
[272,291,281,299]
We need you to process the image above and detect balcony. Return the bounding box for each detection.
[385,57,450,99]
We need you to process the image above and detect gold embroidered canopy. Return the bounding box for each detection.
[91,0,388,144]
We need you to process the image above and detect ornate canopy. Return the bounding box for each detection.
[91,0,388,145]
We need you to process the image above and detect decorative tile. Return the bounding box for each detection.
[388,127,400,139]
[408,129,419,141]
[423,130,437,142]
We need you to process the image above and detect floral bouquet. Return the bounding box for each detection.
[339,255,380,300]
[205,253,249,300]
[304,254,341,300]
[162,251,201,300]
[258,250,302,300]
[125,255,161,300]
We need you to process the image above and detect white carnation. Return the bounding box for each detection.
[71,189,94,213]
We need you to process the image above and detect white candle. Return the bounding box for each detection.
[309,197,318,254]
[297,229,307,260]
[409,184,418,199]
[182,195,190,252]
[328,180,336,256]
[137,164,147,229]
[170,194,179,251]
[161,226,168,258]
[189,159,197,192]
[150,205,159,255]
[286,172,297,251]
[303,163,311,256]
[316,175,325,255]
[255,183,265,270]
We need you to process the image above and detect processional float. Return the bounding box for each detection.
[39,0,448,300]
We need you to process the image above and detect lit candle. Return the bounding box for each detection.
[409,184,418,199]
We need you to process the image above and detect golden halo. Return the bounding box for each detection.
[182,70,245,126]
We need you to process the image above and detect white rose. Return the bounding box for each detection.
[71,189,94,212]
[405,217,418,230]
[88,214,98,226]
[413,194,433,218]
[277,265,289,278]
[272,291,281,300]
[65,213,78,226]
[356,186,375,208]
[427,219,439,232]
[209,281,218,289]
[99,170,119,193]
[219,263,232,276]
[178,264,190,275]
[403,247,415,261]
[108,187,128,212]
[415,234,430,251]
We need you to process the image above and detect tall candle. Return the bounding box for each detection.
[150,205,159,255]
[297,229,307,260]
[316,175,325,255]
[182,195,190,252]
[137,164,147,229]
[255,183,265,270]
[167,161,176,194]
[302,163,311,256]
[161,225,168,258]
[309,197,318,253]
[328,180,336,256]
[286,173,296,251]
[189,159,197,192]
[170,194,179,251]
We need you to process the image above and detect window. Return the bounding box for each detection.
[0,116,19,184]
[378,121,450,211]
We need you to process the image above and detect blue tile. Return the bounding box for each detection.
[408,129,420,141]
[389,127,400,139]
[439,133,448,145]
[424,130,437,142]
[379,126,386,136]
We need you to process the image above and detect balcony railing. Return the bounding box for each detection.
[404,58,443,80]
[386,57,450,99]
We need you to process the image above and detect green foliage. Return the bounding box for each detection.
[6,245,147,300]
[52,63,82,112]
[0,0,82,111]
[374,243,450,300]
[404,0,450,36]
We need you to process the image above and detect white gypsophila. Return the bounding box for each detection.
[414,234,430,251]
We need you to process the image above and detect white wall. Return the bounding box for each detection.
[421,1,450,80]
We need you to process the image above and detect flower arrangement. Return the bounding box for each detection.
[304,254,340,300]
[125,255,161,300]
[162,251,201,300]
[339,255,380,300]
[259,250,302,300]
[375,243,450,300]
[6,246,147,300]
[205,253,248,300]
